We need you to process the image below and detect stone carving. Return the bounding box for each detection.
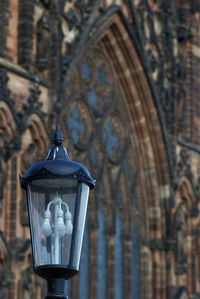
[4,136,21,161]
[36,12,51,71]
[61,0,101,75]
[135,0,180,136]
[0,68,11,101]
[176,149,193,182]
[12,238,30,263]
[17,84,44,133]
[18,267,34,299]
[175,204,187,273]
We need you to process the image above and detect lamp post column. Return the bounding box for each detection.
[46,279,68,299]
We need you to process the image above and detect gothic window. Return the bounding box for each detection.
[132,218,141,299]
[114,211,124,299]
[97,206,107,299]
[62,46,142,299]
[79,218,90,299]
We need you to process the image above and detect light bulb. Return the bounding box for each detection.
[42,210,52,237]
[65,220,73,235]
[65,209,72,220]
[65,210,73,234]
[55,208,66,237]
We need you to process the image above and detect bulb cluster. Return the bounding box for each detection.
[41,195,73,237]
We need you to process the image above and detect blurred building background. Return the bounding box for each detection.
[0,0,200,298]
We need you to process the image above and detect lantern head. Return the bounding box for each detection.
[20,126,95,280]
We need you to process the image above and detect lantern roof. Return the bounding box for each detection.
[20,126,95,189]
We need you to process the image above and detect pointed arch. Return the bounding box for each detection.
[173,177,196,209]
[0,101,16,137]
[97,205,107,299]
[27,113,49,156]
[18,115,49,228]
[60,8,173,299]
[61,9,172,241]
[114,210,124,299]
[0,102,16,241]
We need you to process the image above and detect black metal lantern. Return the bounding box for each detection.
[20,126,95,286]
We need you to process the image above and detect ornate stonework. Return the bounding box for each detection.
[0,1,200,299]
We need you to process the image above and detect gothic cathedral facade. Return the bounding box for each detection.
[0,1,200,299]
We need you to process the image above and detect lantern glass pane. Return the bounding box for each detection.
[69,183,89,270]
[27,179,78,268]
[27,179,90,275]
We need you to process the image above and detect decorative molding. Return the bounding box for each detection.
[60,0,101,84]
[0,57,49,87]
[178,139,200,154]
[176,149,193,182]
[11,238,30,263]
[17,83,46,133]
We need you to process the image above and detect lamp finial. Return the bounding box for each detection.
[53,125,64,146]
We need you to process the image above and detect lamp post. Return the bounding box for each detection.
[20,126,95,299]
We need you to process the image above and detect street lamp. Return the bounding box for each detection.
[20,126,95,299]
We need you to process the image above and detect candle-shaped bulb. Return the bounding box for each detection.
[55,208,66,237]
[42,210,52,236]
[65,210,73,235]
